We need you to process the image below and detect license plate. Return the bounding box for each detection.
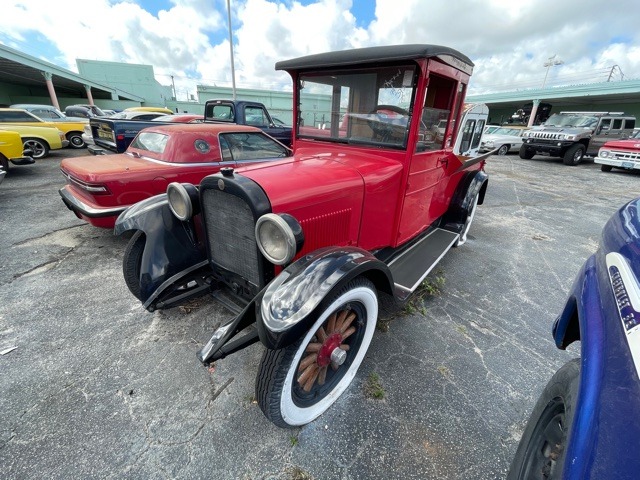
[622,161,635,169]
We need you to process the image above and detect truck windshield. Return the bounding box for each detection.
[544,113,599,128]
[297,65,417,149]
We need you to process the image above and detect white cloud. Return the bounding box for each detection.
[1,0,640,99]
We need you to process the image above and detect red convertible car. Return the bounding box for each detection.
[59,123,291,228]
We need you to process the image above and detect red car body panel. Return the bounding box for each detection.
[60,123,286,228]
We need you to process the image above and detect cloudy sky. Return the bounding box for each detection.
[1,0,639,100]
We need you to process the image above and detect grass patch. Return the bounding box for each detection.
[364,372,385,399]
[401,271,446,315]
[286,467,313,480]
[289,435,299,447]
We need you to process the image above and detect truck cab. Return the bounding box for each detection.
[204,99,292,147]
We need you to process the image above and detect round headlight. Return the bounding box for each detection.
[255,213,302,265]
[599,149,610,158]
[167,182,193,221]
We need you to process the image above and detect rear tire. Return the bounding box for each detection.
[562,144,585,166]
[123,231,145,300]
[497,144,510,156]
[519,145,534,159]
[67,131,86,149]
[255,277,378,428]
[23,138,49,159]
[454,191,479,247]
[507,358,580,480]
[600,164,613,172]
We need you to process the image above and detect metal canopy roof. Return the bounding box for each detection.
[0,44,143,101]
[467,79,640,113]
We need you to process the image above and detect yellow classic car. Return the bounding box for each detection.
[0,129,34,173]
[0,108,87,150]
[0,124,67,159]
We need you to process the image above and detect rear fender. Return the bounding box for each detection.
[257,246,394,350]
[441,170,488,233]
[114,193,206,303]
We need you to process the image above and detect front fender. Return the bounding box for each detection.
[114,194,206,303]
[257,246,393,350]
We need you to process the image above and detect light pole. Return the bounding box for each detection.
[226,0,237,100]
[542,55,563,89]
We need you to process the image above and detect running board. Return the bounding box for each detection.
[387,228,459,300]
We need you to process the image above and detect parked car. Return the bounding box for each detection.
[0,108,86,149]
[151,114,204,123]
[508,195,640,480]
[59,123,291,229]
[479,126,529,155]
[0,124,67,159]
[11,103,86,122]
[520,111,636,165]
[594,128,640,173]
[64,104,109,119]
[114,44,490,428]
[108,111,168,121]
[124,106,174,115]
[0,129,34,172]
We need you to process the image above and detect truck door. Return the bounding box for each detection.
[397,69,462,245]
[590,117,625,154]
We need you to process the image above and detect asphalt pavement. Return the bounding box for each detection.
[1,148,638,479]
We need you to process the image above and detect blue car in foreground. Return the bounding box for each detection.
[508,197,640,480]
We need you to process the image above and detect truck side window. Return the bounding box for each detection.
[245,107,269,127]
[612,119,623,130]
[598,118,612,133]
[416,73,456,152]
[625,119,636,129]
[471,120,485,149]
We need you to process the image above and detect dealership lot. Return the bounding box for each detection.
[1,149,638,479]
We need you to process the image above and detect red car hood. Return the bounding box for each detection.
[603,139,640,150]
[60,153,165,183]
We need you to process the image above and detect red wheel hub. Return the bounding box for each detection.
[316,333,343,367]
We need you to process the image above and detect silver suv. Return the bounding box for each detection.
[519,111,636,165]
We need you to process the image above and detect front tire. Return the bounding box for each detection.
[600,164,613,172]
[519,145,535,159]
[255,277,378,428]
[123,231,145,300]
[0,153,9,172]
[23,138,49,159]
[67,131,86,149]
[507,358,580,480]
[562,144,585,166]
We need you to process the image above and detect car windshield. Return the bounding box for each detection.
[297,65,417,149]
[492,127,522,136]
[544,113,599,128]
[130,132,169,153]
[219,132,289,161]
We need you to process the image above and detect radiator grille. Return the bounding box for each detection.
[610,150,640,162]
[202,188,261,286]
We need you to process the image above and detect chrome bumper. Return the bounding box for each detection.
[59,185,127,218]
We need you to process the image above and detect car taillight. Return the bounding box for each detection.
[116,134,125,141]
[62,169,110,194]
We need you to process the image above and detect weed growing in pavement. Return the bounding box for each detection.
[289,435,299,447]
[364,372,385,399]
[401,271,446,316]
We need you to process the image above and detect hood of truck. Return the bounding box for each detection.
[528,125,593,136]
[601,138,640,150]
[237,150,404,251]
